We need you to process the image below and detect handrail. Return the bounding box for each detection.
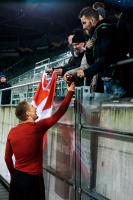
[110,57,133,67]
[35,58,50,65]
[0,80,40,91]
[47,55,71,66]
[0,77,65,92]
[1,56,132,106]
[2,57,133,93]
[0,77,67,105]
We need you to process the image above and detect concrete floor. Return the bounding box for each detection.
[0,182,8,200]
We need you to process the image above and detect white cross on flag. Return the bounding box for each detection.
[32,70,57,148]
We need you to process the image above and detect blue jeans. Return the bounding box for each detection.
[103,79,125,98]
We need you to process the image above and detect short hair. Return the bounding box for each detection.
[15,101,29,121]
[79,7,99,21]
[92,2,105,10]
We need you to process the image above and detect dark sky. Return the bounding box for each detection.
[0,0,132,74]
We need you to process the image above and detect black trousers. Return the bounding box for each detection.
[9,169,45,200]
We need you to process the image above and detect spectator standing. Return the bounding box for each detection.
[0,72,11,105]
[77,7,127,96]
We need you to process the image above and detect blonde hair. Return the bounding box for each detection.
[15,101,29,121]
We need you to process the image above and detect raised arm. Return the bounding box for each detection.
[36,84,74,132]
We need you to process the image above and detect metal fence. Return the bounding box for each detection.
[0,51,71,105]
[0,78,67,106]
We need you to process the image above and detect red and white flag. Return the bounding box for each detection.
[32,70,57,120]
[32,70,57,147]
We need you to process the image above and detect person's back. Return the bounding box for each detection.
[8,122,44,174]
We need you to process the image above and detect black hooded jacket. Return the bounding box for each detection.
[84,19,127,79]
[0,82,11,104]
[61,51,85,76]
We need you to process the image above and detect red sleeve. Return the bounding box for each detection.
[5,136,14,175]
[36,90,74,132]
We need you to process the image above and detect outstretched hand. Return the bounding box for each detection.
[54,68,63,76]
[67,82,75,92]
[77,69,85,78]
[86,39,94,49]
[64,73,75,85]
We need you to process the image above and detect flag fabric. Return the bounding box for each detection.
[32,70,57,148]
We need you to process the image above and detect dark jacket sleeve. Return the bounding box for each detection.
[84,28,115,78]
[62,53,84,76]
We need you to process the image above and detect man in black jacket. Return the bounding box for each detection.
[54,29,87,77]
[77,7,127,95]
[0,73,11,105]
[47,29,90,86]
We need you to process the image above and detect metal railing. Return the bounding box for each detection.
[8,58,50,86]
[0,77,67,105]
[9,51,71,86]
[0,51,71,105]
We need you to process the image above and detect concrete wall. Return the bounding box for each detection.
[1,102,133,200]
[100,103,133,132]
[96,103,133,200]
[0,106,19,182]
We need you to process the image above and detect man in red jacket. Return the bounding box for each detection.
[5,83,74,200]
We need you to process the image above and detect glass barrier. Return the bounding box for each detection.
[44,171,76,200]
[74,87,133,200]
[43,103,75,183]
[75,86,133,134]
